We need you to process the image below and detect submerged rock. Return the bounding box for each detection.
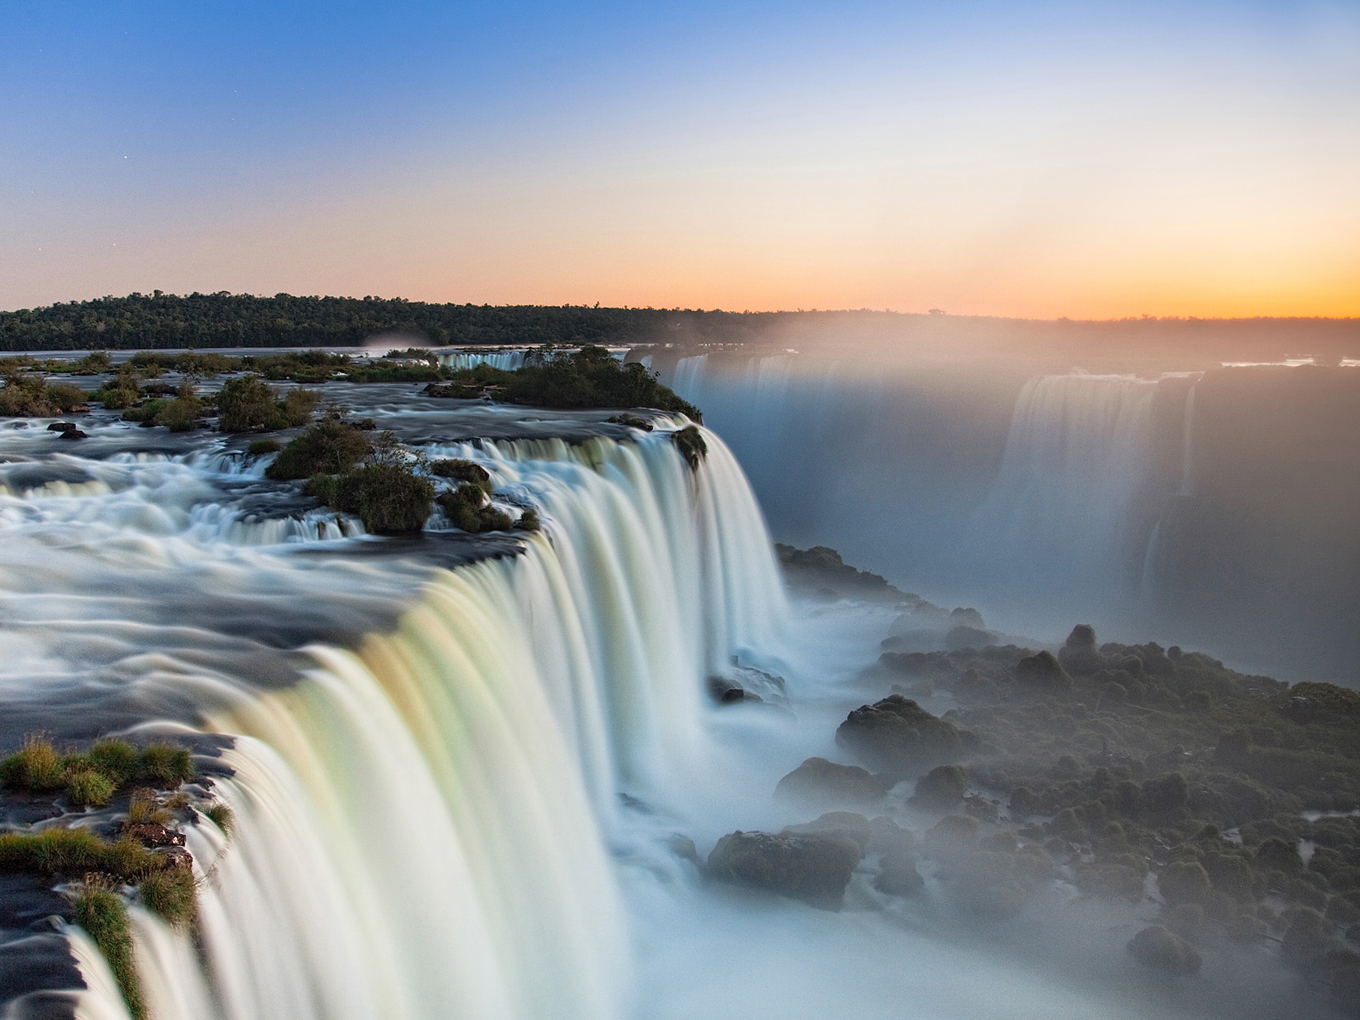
[774,757,885,809]
[706,830,862,909]
[1127,925,1202,975]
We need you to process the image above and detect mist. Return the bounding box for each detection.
[634,315,1360,682]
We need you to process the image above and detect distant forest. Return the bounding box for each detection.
[0,291,757,351]
[1,291,1355,367]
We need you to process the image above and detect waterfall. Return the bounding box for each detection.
[17,425,786,1020]
[974,373,1160,599]
[436,350,529,371]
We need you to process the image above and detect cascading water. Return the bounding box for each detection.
[0,414,787,1020]
[435,351,528,371]
[969,373,1161,609]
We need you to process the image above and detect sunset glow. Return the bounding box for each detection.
[2,1,1357,318]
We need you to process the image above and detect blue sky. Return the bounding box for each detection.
[3,1,1357,316]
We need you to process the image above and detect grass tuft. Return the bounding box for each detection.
[136,743,195,787]
[138,868,197,929]
[0,735,65,791]
[203,802,235,837]
[72,886,144,1020]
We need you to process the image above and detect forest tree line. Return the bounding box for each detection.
[0,291,774,351]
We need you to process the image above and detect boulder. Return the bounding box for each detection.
[835,695,975,775]
[1058,624,1104,675]
[874,849,924,896]
[945,625,997,651]
[46,422,78,432]
[1013,650,1071,692]
[867,815,916,856]
[781,812,871,851]
[707,830,863,909]
[56,429,88,440]
[1127,925,1202,975]
[910,765,968,810]
[774,757,885,809]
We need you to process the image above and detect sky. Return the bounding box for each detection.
[1,0,1358,319]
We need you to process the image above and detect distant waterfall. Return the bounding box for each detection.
[437,350,528,371]
[974,373,1160,598]
[55,427,786,1020]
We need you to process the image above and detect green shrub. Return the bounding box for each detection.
[672,425,707,470]
[73,887,144,1019]
[266,417,372,479]
[87,739,139,784]
[0,376,89,416]
[436,483,515,533]
[65,768,116,808]
[139,868,196,929]
[517,508,541,531]
[137,744,195,787]
[429,458,492,490]
[217,375,319,433]
[333,462,434,535]
[0,736,66,790]
[247,438,281,456]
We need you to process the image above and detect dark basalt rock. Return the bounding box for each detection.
[945,625,997,651]
[55,429,88,440]
[706,830,862,909]
[1127,925,1202,975]
[1058,623,1104,675]
[45,423,78,432]
[835,695,976,776]
[120,822,186,849]
[910,764,968,810]
[874,849,924,896]
[1013,650,1071,691]
[774,757,885,809]
[781,812,872,851]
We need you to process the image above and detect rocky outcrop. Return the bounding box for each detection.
[706,830,862,910]
[835,695,976,775]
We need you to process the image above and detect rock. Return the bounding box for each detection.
[867,815,916,855]
[1013,650,1071,691]
[945,625,997,651]
[774,757,885,809]
[781,812,871,851]
[835,695,975,776]
[46,422,78,432]
[56,429,88,440]
[874,849,924,896]
[910,765,968,810]
[1058,624,1104,675]
[154,846,194,871]
[666,834,700,867]
[1127,925,1202,975]
[948,607,987,629]
[707,676,754,704]
[706,830,862,909]
[121,822,186,848]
